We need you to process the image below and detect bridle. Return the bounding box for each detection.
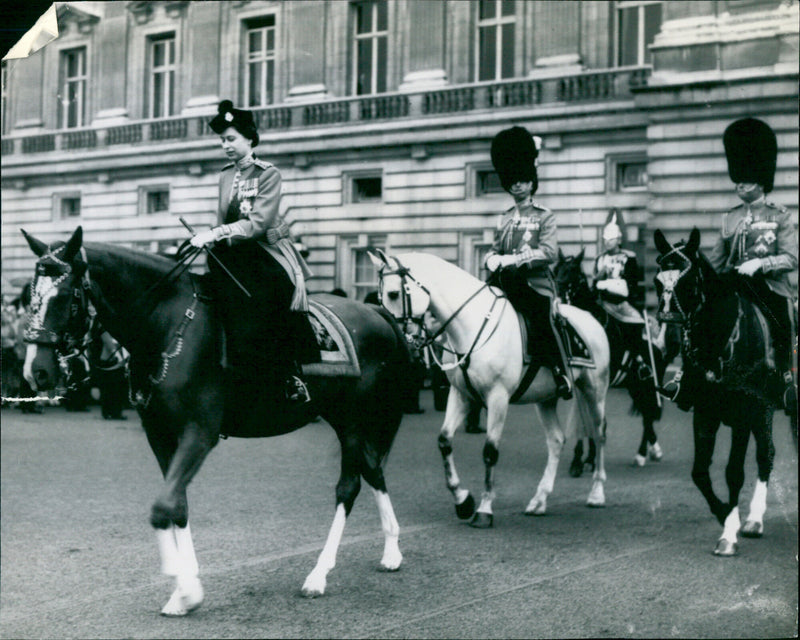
[24,246,96,390]
[378,256,506,371]
[655,244,701,323]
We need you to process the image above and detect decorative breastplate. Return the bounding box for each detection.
[596,252,628,280]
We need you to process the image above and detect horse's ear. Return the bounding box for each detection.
[685,227,701,255]
[653,229,671,256]
[367,250,386,269]
[558,248,564,261]
[577,247,585,262]
[62,227,84,262]
[21,229,48,257]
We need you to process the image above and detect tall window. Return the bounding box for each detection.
[616,1,663,66]
[148,34,176,118]
[245,16,276,107]
[353,0,388,95]
[477,0,516,81]
[352,247,382,302]
[59,47,87,129]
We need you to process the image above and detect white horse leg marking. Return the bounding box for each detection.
[23,344,38,389]
[158,523,203,616]
[525,400,564,515]
[741,479,767,537]
[715,506,740,556]
[372,488,402,571]
[302,503,347,597]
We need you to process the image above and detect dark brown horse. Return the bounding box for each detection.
[654,227,792,556]
[21,227,412,615]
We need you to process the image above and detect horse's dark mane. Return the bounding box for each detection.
[82,242,178,275]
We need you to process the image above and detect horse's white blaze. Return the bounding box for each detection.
[747,479,768,523]
[303,503,347,596]
[721,507,740,544]
[372,488,402,570]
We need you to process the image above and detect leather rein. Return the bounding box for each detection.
[379,257,507,372]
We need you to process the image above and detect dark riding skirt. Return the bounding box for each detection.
[209,240,313,385]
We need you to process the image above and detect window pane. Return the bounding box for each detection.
[147,191,169,213]
[168,71,174,115]
[168,40,175,64]
[501,0,515,17]
[249,62,261,106]
[478,26,496,81]
[501,24,514,78]
[266,59,274,104]
[153,73,163,116]
[618,7,638,66]
[356,2,372,34]
[153,42,165,67]
[61,198,80,218]
[249,30,262,54]
[479,0,496,20]
[353,177,382,201]
[357,39,372,94]
[376,37,387,93]
[266,27,274,51]
[643,3,663,64]
[376,0,387,31]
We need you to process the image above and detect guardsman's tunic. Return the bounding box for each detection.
[593,248,645,324]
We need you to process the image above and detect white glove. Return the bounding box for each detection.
[486,254,502,272]
[190,228,219,248]
[736,258,762,276]
[597,278,629,298]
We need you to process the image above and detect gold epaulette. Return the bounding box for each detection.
[253,158,272,170]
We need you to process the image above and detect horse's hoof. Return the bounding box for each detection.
[648,443,663,461]
[468,511,493,528]
[633,454,646,467]
[455,493,476,520]
[160,582,203,617]
[301,575,326,598]
[740,520,764,538]
[713,538,738,556]
[524,496,547,516]
[568,461,583,477]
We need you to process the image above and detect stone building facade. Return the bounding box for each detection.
[2,0,797,303]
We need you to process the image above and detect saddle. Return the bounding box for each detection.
[516,308,594,370]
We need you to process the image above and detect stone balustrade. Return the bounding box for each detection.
[1,66,649,156]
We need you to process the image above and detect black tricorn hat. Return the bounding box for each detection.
[491,126,539,194]
[723,118,777,193]
[209,100,260,146]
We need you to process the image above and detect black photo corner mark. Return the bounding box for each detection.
[1,0,56,59]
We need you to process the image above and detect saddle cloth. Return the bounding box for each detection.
[301,299,361,378]
[516,309,595,369]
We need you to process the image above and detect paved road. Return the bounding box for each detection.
[1,389,797,639]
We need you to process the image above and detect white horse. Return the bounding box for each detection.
[372,251,611,526]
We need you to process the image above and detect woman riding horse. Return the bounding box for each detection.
[661,118,797,416]
[484,126,572,400]
[191,100,314,405]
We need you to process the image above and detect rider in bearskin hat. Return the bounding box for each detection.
[661,117,798,415]
[484,126,573,400]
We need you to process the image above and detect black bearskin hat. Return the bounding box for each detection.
[209,100,260,147]
[491,126,539,194]
[723,118,777,193]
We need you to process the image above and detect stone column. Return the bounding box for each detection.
[529,1,582,76]
[399,0,447,91]
[286,0,327,102]
[181,2,222,115]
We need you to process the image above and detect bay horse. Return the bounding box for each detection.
[654,227,790,556]
[554,249,680,473]
[21,227,411,615]
[372,250,610,527]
